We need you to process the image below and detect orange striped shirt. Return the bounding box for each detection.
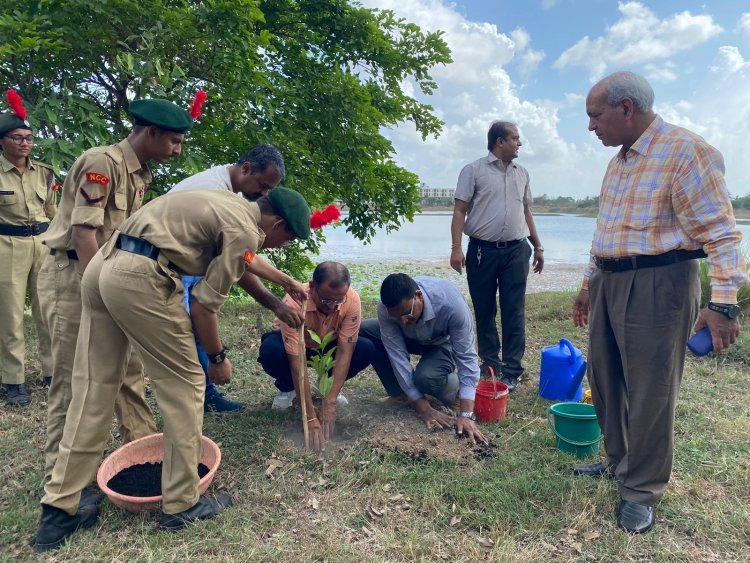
[583,116,747,303]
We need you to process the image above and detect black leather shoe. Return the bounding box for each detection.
[573,460,615,479]
[80,486,105,510]
[500,376,518,392]
[159,494,233,531]
[617,500,654,534]
[33,502,99,553]
[5,384,30,407]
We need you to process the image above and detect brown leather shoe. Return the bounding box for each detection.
[617,500,654,534]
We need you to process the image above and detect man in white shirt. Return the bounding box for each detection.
[169,144,306,412]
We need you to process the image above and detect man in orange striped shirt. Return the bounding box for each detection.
[572,71,747,534]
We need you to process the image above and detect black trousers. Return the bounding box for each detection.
[465,239,531,379]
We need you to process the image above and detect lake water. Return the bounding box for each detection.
[314,213,749,294]
[318,213,750,264]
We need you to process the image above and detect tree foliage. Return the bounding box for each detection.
[0,0,451,260]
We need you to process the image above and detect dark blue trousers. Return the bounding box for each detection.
[258,330,376,392]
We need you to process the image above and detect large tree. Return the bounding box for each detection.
[0,0,450,258]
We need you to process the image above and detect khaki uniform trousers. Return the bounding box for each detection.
[37,252,156,480]
[0,233,51,384]
[43,250,205,515]
[588,260,700,506]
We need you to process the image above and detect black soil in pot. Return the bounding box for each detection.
[107,462,210,497]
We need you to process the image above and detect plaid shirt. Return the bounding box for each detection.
[583,116,747,303]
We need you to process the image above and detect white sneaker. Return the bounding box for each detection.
[335,393,349,407]
[272,390,296,410]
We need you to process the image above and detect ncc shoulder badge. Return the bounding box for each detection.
[244,250,255,265]
[85,172,110,186]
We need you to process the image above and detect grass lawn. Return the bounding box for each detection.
[1,292,748,561]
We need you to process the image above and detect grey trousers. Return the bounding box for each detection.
[360,319,458,406]
[588,259,700,505]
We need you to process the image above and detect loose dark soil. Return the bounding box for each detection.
[107,462,210,497]
[284,393,500,463]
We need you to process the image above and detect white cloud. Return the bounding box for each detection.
[511,27,546,80]
[554,1,722,80]
[738,13,750,36]
[644,62,678,82]
[541,0,559,10]
[710,45,747,74]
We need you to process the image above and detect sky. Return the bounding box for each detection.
[359,0,750,199]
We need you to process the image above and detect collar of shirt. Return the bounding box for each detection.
[486,151,516,171]
[118,138,152,179]
[415,280,436,325]
[619,115,662,162]
[248,202,266,248]
[0,154,34,173]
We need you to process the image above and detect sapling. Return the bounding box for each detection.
[307,330,337,397]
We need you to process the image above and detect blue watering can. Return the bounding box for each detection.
[539,338,587,402]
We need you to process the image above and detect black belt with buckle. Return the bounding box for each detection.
[594,249,706,272]
[50,249,79,260]
[115,233,161,260]
[469,237,524,249]
[0,223,49,237]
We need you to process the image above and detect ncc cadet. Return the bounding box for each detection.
[34,187,311,552]
[37,99,194,486]
[0,90,56,407]
[169,144,306,413]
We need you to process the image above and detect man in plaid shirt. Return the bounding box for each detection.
[572,71,747,534]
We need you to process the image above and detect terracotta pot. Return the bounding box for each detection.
[96,433,221,512]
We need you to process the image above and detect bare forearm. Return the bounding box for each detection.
[238,270,284,311]
[328,342,355,398]
[524,206,542,248]
[189,300,223,354]
[71,225,100,273]
[288,352,315,415]
[451,200,469,245]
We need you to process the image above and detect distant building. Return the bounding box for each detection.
[419,185,454,198]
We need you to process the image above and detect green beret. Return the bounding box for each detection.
[0,113,31,138]
[129,99,193,133]
[268,187,311,240]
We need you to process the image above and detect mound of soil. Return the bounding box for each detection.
[107,462,210,497]
[284,394,499,463]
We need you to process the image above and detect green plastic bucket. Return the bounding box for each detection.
[547,402,602,458]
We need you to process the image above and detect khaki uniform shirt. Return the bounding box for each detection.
[0,154,57,224]
[106,190,266,313]
[44,139,151,251]
[454,152,532,242]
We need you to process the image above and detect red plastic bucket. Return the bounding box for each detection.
[474,368,509,422]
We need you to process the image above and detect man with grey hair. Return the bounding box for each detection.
[169,144,304,413]
[450,121,544,392]
[573,71,746,534]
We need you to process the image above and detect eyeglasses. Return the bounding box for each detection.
[318,294,347,306]
[390,296,416,320]
[5,135,34,144]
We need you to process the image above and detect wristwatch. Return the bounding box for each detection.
[534,246,544,252]
[707,302,741,319]
[207,347,228,364]
[460,411,476,421]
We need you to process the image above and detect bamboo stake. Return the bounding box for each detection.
[297,297,310,449]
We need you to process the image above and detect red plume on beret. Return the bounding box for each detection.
[6,89,27,121]
[189,90,207,120]
[310,204,341,229]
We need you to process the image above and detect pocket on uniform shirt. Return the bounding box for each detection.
[114,188,128,210]
[0,190,17,205]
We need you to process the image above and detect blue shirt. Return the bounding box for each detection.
[377,276,480,401]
